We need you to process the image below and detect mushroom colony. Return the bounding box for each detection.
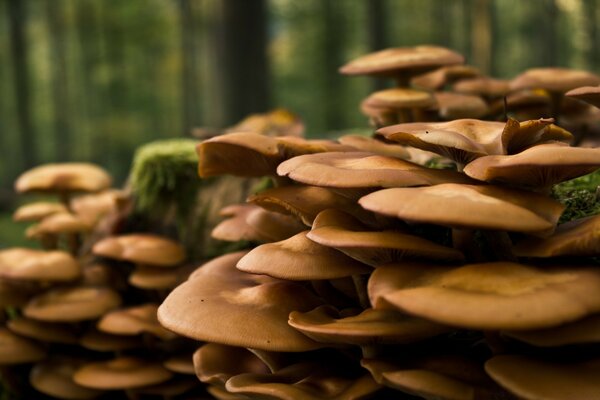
[2,45,600,399]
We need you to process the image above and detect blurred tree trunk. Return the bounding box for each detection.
[212,0,269,128]
[461,0,472,62]
[583,0,599,68]
[539,0,558,66]
[367,0,387,91]
[8,0,36,170]
[46,0,70,161]
[178,0,201,135]
[322,0,345,131]
[471,0,492,74]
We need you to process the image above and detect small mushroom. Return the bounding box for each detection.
[79,329,142,352]
[433,92,489,120]
[337,134,410,159]
[193,343,270,386]
[565,85,600,109]
[0,248,81,283]
[30,358,104,399]
[8,317,79,345]
[13,202,67,222]
[411,65,481,91]
[362,88,437,123]
[452,77,511,100]
[97,303,177,341]
[92,233,186,268]
[0,328,46,365]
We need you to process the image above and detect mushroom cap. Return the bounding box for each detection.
[212,204,262,242]
[92,234,186,267]
[365,88,436,109]
[513,215,600,258]
[453,77,511,98]
[503,313,600,347]
[359,183,564,236]
[369,261,600,330]
[79,329,142,352]
[288,305,449,345]
[98,303,177,340]
[463,144,600,188]
[236,231,371,280]
[24,286,121,322]
[277,152,475,190]
[248,185,370,226]
[197,132,352,178]
[485,355,600,400]
[411,65,481,90]
[0,328,46,364]
[127,376,199,397]
[510,67,600,93]
[71,189,124,226]
[13,202,67,222]
[225,362,381,400]
[307,209,464,266]
[193,343,270,386]
[15,163,111,194]
[565,85,600,108]
[228,108,305,137]
[73,357,173,390]
[0,248,81,282]
[0,278,37,307]
[30,358,104,399]
[164,353,196,375]
[433,92,489,120]
[337,135,410,159]
[128,264,191,290]
[339,46,464,77]
[27,212,92,238]
[158,251,324,351]
[8,317,79,344]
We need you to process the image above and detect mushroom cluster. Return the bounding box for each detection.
[157,46,600,399]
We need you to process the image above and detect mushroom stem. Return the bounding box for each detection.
[59,191,72,211]
[396,109,413,123]
[451,228,483,262]
[482,230,517,262]
[394,74,410,88]
[39,233,58,250]
[549,92,563,124]
[66,233,80,256]
[351,274,371,309]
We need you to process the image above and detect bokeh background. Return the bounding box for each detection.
[0,0,598,220]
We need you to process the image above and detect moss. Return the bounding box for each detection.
[553,169,600,223]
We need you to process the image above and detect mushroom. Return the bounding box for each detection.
[92,233,186,268]
[26,212,92,254]
[30,358,104,399]
[0,328,46,365]
[79,329,142,352]
[565,85,600,109]
[432,92,489,120]
[24,286,121,322]
[164,354,196,376]
[337,134,410,159]
[452,77,511,101]
[236,231,370,280]
[227,108,305,137]
[485,354,600,400]
[368,261,600,330]
[73,356,173,390]
[12,202,67,222]
[0,248,81,283]
[288,305,450,345]
[193,343,270,386]
[128,264,191,291]
[411,65,481,91]
[70,189,125,227]
[97,303,177,341]
[8,317,79,345]
[307,209,464,266]
[362,88,437,124]
[158,251,324,351]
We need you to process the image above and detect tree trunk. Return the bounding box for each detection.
[322,0,345,131]
[8,0,36,170]
[178,0,200,136]
[367,0,387,91]
[471,0,492,74]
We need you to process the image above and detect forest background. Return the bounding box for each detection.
[0,0,598,245]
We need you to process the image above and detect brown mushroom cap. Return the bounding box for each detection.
[503,313,600,347]
[565,85,600,108]
[277,152,475,190]
[227,108,305,137]
[0,248,81,282]
[453,77,511,99]
[485,355,600,400]
[307,209,464,266]
[127,376,199,397]
[339,46,464,77]
[24,286,121,322]
[225,362,381,400]
[369,261,600,330]
[158,251,324,351]
[411,65,481,90]
[365,88,436,109]
[288,305,449,345]
[463,143,600,188]
[337,135,410,159]
[8,317,79,344]
[128,264,191,290]
[27,212,92,238]
[92,234,186,267]
[79,329,142,352]
[30,358,104,399]
[359,183,565,236]
[97,303,177,340]
[13,202,67,222]
[164,353,196,375]
[511,67,600,93]
[513,215,600,258]
[237,231,370,280]
[70,189,124,226]
[193,343,270,386]
[15,163,111,194]
[434,92,489,120]
[73,357,173,390]
[0,328,46,364]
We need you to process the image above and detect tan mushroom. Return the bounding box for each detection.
[503,313,600,347]
[485,354,600,400]
[411,65,481,91]
[337,134,410,159]
[0,328,46,365]
[128,264,191,291]
[92,233,186,267]
[30,358,103,399]
[0,248,80,282]
[368,261,600,330]
[433,92,489,120]
[227,108,305,137]
[307,209,464,266]
[362,88,437,123]
[164,353,196,375]
[452,77,511,100]
[24,286,121,322]
[8,317,79,345]
[13,202,67,222]
[158,251,324,351]
[70,189,125,227]
[79,329,142,352]
[237,231,370,280]
[26,213,92,254]
[97,303,177,340]
[73,356,173,390]
[565,85,600,109]
[193,343,270,386]
[288,305,450,345]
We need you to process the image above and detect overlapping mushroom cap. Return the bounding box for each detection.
[337,135,410,159]
[13,202,67,222]
[92,234,186,267]
[30,358,104,400]
[453,77,511,99]
[433,92,489,120]
[0,328,46,365]
[566,85,600,108]
[15,163,111,194]
[369,261,600,330]
[8,317,79,345]
[193,343,270,386]
[98,303,177,340]
[511,67,600,93]
[411,65,480,90]
[158,251,325,351]
[359,183,565,236]
[0,248,81,282]
[502,314,600,347]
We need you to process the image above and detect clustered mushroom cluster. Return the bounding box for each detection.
[156,45,600,400]
[0,164,204,399]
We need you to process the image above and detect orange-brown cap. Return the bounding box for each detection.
[511,67,600,93]
[433,92,489,120]
[337,135,410,159]
[13,202,67,222]
[412,65,481,90]
[193,343,270,386]
[92,234,186,267]
[565,85,600,108]
[0,248,81,282]
[15,163,111,194]
[73,357,173,390]
[453,77,511,99]
[0,328,46,364]
[98,303,177,340]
